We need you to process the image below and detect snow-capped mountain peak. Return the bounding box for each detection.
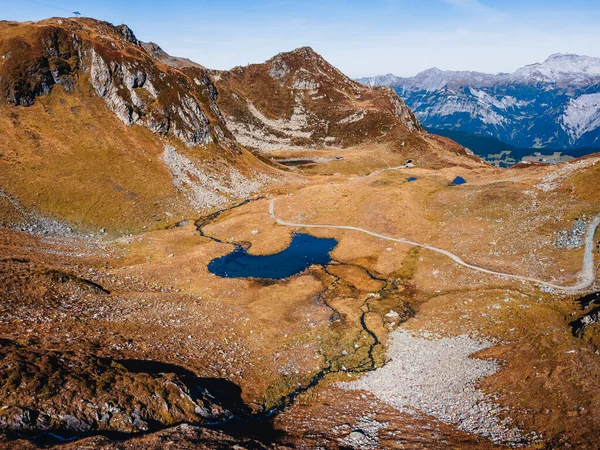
[511,53,600,83]
[359,54,600,89]
[357,54,600,150]
[360,73,402,87]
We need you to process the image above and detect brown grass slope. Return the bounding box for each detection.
[0,17,485,237]
[0,18,277,234]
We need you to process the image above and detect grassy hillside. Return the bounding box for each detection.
[0,18,277,234]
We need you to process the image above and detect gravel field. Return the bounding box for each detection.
[341,329,530,446]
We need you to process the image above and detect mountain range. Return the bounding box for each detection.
[358,54,600,150]
[2,17,470,235]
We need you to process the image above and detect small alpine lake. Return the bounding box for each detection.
[208,233,338,280]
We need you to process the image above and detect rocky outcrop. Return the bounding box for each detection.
[571,307,600,337]
[163,145,266,208]
[0,19,234,150]
[554,219,587,249]
[570,292,600,337]
[141,41,205,70]
[171,93,212,147]
[0,341,232,436]
[88,48,150,126]
[293,68,320,90]
[385,87,423,133]
[114,24,139,46]
[83,39,215,148]
[268,55,291,79]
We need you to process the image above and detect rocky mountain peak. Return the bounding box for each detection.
[419,67,443,75]
[291,46,318,57]
[114,23,139,45]
[544,52,600,67]
[140,41,165,59]
[214,46,423,152]
[140,41,205,69]
[272,46,320,62]
[512,53,600,82]
[266,46,345,82]
[546,53,577,61]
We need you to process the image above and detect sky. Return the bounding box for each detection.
[3,0,600,77]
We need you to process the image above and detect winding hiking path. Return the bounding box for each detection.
[269,198,600,293]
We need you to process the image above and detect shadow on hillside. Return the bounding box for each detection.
[0,344,283,446]
[569,292,600,337]
[117,359,253,417]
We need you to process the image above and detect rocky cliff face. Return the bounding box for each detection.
[213,46,423,152]
[358,54,600,149]
[140,41,206,70]
[0,19,236,150]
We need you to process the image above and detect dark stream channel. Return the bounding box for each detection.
[208,233,338,279]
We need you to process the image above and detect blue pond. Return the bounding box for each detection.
[406,177,418,182]
[208,233,338,279]
[452,176,467,185]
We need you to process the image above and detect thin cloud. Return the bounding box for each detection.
[443,0,495,15]
[246,0,293,10]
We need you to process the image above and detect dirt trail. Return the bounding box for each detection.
[270,198,600,293]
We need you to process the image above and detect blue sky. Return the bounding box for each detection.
[4,0,600,77]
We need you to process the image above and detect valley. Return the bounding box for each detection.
[0,16,599,450]
[424,127,600,168]
[2,149,599,448]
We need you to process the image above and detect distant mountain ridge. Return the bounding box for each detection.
[427,127,600,168]
[358,54,600,150]
[360,54,600,88]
